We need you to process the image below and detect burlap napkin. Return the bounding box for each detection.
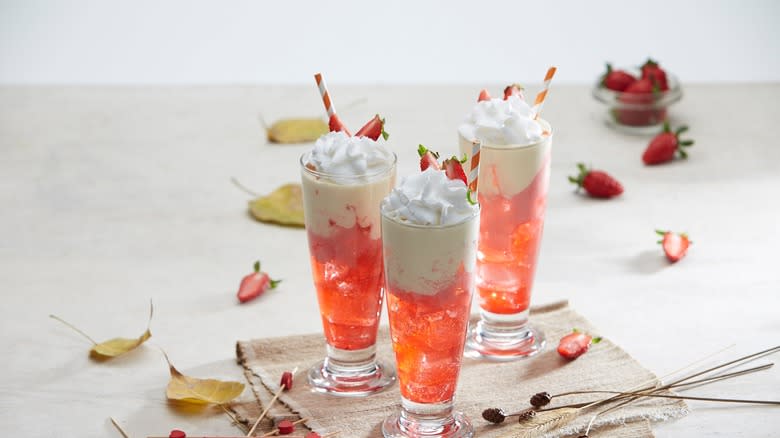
[231,301,687,437]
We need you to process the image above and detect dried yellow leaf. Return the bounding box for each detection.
[50,300,154,360]
[267,118,328,144]
[249,183,304,227]
[163,352,245,405]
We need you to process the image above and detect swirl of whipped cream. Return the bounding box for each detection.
[382,168,478,226]
[307,131,394,178]
[458,95,543,146]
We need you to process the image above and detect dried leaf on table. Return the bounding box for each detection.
[50,300,154,359]
[267,118,328,144]
[249,183,305,227]
[163,351,245,405]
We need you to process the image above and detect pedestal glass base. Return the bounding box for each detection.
[382,399,473,438]
[464,309,545,361]
[307,345,396,397]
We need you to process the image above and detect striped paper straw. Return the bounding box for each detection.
[468,139,481,193]
[532,66,557,120]
[314,72,336,117]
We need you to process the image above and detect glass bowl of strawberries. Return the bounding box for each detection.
[592,59,682,135]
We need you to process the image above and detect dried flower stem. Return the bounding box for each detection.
[110,417,130,438]
[49,314,98,345]
[221,404,250,434]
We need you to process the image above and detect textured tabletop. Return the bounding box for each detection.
[1,84,778,437]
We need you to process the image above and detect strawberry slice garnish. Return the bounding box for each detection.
[355,114,389,141]
[503,83,524,100]
[237,261,281,304]
[601,63,636,92]
[442,155,468,185]
[418,144,441,171]
[557,329,601,360]
[328,114,351,136]
[656,230,691,263]
[478,89,491,102]
[568,163,623,198]
[642,122,694,165]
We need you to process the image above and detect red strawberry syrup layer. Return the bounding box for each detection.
[307,218,384,351]
[476,152,550,315]
[386,266,473,404]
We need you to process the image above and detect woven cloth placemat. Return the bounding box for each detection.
[231,301,687,437]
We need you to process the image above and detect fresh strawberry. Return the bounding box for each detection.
[237,261,281,304]
[418,144,441,171]
[355,114,389,141]
[328,114,351,136]
[442,155,468,185]
[641,58,669,91]
[656,230,691,263]
[642,122,694,165]
[615,77,664,126]
[503,83,524,100]
[601,63,636,92]
[478,89,491,102]
[568,163,623,198]
[557,329,601,360]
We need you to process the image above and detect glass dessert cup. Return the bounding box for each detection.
[592,72,682,135]
[300,152,397,397]
[380,208,479,438]
[458,120,552,361]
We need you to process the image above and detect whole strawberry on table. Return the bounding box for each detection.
[643,122,694,165]
[568,163,624,199]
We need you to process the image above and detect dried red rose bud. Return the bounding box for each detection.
[530,391,552,407]
[169,430,186,438]
[517,408,537,423]
[280,371,294,390]
[305,433,322,438]
[482,407,506,424]
[277,419,295,434]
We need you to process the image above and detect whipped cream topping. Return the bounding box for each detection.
[307,131,394,177]
[382,168,477,226]
[458,95,544,146]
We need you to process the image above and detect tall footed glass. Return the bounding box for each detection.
[381,207,479,438]
[460,120,552,360]
[300,152,397,396]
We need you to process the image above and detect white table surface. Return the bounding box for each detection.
[1,84,779,437]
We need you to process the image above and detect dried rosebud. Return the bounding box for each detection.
[517,408,537,423]
[482,407,506,424]
[530,391,552,407]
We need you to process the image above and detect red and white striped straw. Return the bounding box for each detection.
[314,72,336,117]
[468,139,481,193]
[532,66,557,120]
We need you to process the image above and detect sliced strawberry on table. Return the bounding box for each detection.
[328,114,351,136]
[442,155,468,185]
[237,261,281,304]
[418,144,441,171]
[503,83,524,100]
[557,329,601,360]
[568,163,623,198]
[642,122,694,165]
[601,63,636,92]
[355,114,389,141]
[641,58,669,91]
[478,89,491,102]
[656,230,691,263]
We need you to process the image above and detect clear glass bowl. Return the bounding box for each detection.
[592,70,683,135]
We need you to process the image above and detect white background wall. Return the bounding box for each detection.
[1,0,778,85]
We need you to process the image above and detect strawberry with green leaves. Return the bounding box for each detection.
[568,163,623,198]
[601,63,636,92]
[442,155,468,185]
[642,122,694,165]
[641,58,669,91]
[656,230,691,263]
[237,261,281,304]
[418,144,441,171]
[557,329,601,360]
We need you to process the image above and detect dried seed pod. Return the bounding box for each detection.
[517,408,537,423]
[530,391,552,407]
[482,407,506,423]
